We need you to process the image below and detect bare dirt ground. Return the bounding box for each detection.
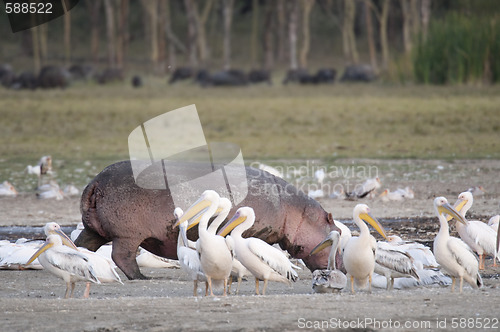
[0,159,499,331]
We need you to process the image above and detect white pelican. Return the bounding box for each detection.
[386,235,438,269]
[37,186,64,200]
[0,181,18,197]
[348,177,381,199]
[63,184,80,197]
[395,186,414,199]
[307,189,324,199]
[25,155,52,187]
[309,230,347,293]
[433,196,483,293]
[315,168,326,185]
[374,241,420,290]
[26,234,100,298]
[329,188,345,200]
[333,219,352,253]
[488,215,499,232]
[218,207,299,295]
[226,235,252,295]
[0,239,43,270]
[43,222,78,250]
[175,190,233,296]
[379,189,405,202]
[467,186,486,196]
[136,248,180,269]
[449,192,497,269]
[342,204,387,293]
[71,222,84,242]
[256,162,283,178]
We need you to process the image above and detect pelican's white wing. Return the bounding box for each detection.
[247,238,299,282]
[375,244,419,279]
[465,220,497,255]
[447,237,478,277]
[46,248,100,283]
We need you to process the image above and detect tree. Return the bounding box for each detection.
[421,0,431,42]
[63,7,71,65]
[184,0,199,67]
[251,0,259,67]
[276,0,287,63]
[222,0,234,70]
[263,0,275,69]
[116,0,129,69]
[104,0,116,68]
[86,0,102,65]
[364,0,378,71]
[299,0,315,69]
[287,0,299,70]
[342,0,358,64]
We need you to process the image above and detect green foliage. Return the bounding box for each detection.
[414,14,500,84]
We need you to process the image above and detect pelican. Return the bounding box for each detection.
[71,222,85,242]
[449,192,497,269]
[63,184,80,197]
[226,235,252,295]
[467,186,486,196]
[379,189,405,202]
[342,204,387,293]
[0,181,18,197]
[348,177,381,199]
[374,241,420,290]
[333,219,351,253]
[488,215,499,232]
[36,186,64,200]
[395,186,414,199]
[25,155,52,187]
[26,234,100,298]
[218,207,299,295]
[386,235,438,269]
[136,248,180,269]
[315,168,326,185]
[43,222,78,250]
[175,190,233,296]
[309,230,347,293]
[433,196,482,293]
[329,188,345,200]
[0,239,43,270]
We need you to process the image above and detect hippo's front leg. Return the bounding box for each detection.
[111,238,148,280]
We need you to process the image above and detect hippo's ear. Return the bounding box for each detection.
[327,213,334,224]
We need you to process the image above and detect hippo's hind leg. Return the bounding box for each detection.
[74,228,109,251]
[112,238,148,280]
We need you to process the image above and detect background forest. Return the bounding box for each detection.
[1,0,500,84]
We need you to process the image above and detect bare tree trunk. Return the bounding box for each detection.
[223,0,234,70]
[197,0,214,66]
[184,0,199,68]
[288,0,299,70]
[165,0,177,69]
[251,0,259,68]
[421,0,431,42]
[401,0,412,54]
[87,0,101,65]
[380,0,391,69]
[299,0,314,69]
[343,0,358,64]
[143,0,159,73]
[116,0,129,69]
[276,0,286,63]
[410,0,420,39]
[158,0,167,74]
[364,0,378,71]
[104,0,116,68]
[63,10,71,65]
[39,24,48,64]
[263,0,275,70]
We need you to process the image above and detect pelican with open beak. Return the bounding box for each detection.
[26,234,100,298]
[342,204,387,293]
[433,196,482,293]
[43,222,78,250]
[174,190,233,296]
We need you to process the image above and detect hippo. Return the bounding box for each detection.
[248,69,272,85]
[131,75,143,88]
[340,64,376,82]
[168,67,194,84]
[95,68,124,85]
[38,65,71,88]
[199,69,248,87]
[75,160,339,280]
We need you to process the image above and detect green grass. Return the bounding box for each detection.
[1,80,499,165]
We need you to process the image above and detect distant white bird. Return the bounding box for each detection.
[342,204,387,293]
[26,234,100,298]
[314,168,326,185]
[307,189,324,199]
[0,239,43,270]
[25,155,53,187]
[379,189,405,202]
[71,222,85,242]
[36,183,64,200]
[0,181,18,197]
[433,197,482,293]
[467,186,486,196]
[450,192,498,269]
[395,186,415,199]
[309,230,347,293]
[218,207,299,295]
[63,184,80,197]
[348,177,381,199]
[329,188,345,200]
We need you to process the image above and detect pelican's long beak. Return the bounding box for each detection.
[446,198,467,222]
[217,212,246,237]
[54,229,78,250]
[178,222,190,247]
[174,197,212,228]
[309,237,333,256]
[26,240,54,265]
[359,212,387,239]
[439,203,467,225]
[186,206,223,231]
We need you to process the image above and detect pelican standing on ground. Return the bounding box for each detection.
[450,192,498,269]
[175,190,233,296]
[433,197,483,293]
[218,207,299,295]
[26,234,100,298]
[309,230,347,293]
[342,204,387,293]
[374,241,420,290]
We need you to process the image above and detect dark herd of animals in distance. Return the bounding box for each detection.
[0,63,376,90]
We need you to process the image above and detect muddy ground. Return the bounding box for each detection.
[0,159,499,331]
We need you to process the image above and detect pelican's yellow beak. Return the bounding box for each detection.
[217,212,246,237]
[186,214,204,231]
[54,229,78,250]
[26,241,54,265]
[173,197,212,228]
[439,203,467,225]
[446,198,467,222]
[309,237,333,256]
[359,212,387,239]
